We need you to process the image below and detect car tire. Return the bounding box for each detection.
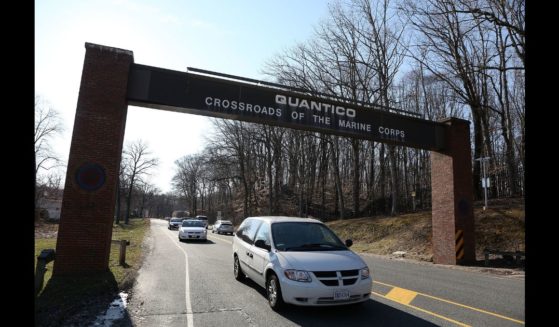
[234,255,245,282]
[266,273,285,311]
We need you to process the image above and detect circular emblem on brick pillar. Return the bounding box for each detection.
[75,163,106,191]
[458,199,470,215]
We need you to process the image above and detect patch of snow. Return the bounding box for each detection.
[93,292,128,326]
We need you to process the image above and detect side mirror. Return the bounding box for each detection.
[254,239,271,251]
[345,239,353,248]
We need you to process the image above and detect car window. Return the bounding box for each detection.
[237,219,262,245]
[171,218,182,222]
[235,219,250,238]
[271,222,346,251]
[182,220,205,227]
[253,222,271,248]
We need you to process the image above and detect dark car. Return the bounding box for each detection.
[168,217,183,230]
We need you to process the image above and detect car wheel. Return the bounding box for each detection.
[266,273,285,311]
[234,255,245,282]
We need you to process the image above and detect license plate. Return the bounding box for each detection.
[334,290,350,300]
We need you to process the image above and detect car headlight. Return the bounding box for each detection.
[360,267,370,279]
[284,269,312,282]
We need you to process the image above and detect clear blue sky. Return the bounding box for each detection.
[35,0,333,193]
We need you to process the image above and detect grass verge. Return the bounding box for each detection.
[326,199,525,263]
[35,218,150,326]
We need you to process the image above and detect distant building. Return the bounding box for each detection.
[37,188,64,221]
[38,197,62,220]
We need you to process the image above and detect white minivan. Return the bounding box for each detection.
[232,216,372,310]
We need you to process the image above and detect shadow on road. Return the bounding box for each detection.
[179,239,216,244]
[35,272,120,327]
[240,279,437,327]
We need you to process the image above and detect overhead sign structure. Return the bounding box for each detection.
[54,43,475,276]
[127,65,446,151]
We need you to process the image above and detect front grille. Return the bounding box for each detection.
[313,270,360,287]
[343,278,358,286]
[313,271,337,278]
[320,280,339,286]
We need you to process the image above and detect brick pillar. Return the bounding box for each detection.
[53,43,133,275]
[431,118,475,265]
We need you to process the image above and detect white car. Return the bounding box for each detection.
[195,215,209,228]
[213,220,234,235]
[232,216,372,310]
[178,219,207,241]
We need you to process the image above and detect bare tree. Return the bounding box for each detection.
[354,0,408,215]
[121,140,159,224]
[173,154,203,216]
[402,0,491,199]
[35,95,64,175]
[35,95,65,215]
[115,162,127,224]
[456,0,524,67]
[156,0,523,222]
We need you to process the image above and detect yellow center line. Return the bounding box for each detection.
[372,291,471,327]
[385,287,418,305]
[373,281,525,325]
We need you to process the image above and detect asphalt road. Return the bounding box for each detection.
[127,219,524,327]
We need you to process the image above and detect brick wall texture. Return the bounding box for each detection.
[431,118,475,265]
[53,43,133,275]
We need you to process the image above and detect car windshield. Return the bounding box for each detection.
[171,218,183,222]
[220,221,232,226]
[182,220,205,227]
[271,222,347,251]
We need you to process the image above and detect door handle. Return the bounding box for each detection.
[247,252,253,258]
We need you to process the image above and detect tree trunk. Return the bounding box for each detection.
[368,142,375,216]
[352,139,360,217]
[115,183,121,224]
[388,145,399,216]
[125,173,135,224]
[332,137,344,219]
[379,143,386,214]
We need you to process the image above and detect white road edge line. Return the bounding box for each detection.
[164,230,194,327]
